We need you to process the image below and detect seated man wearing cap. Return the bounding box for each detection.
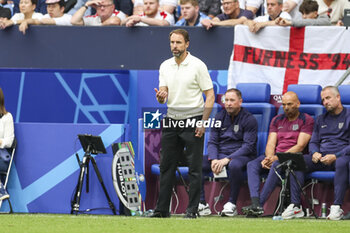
[18,0,72,35]
[71,0,126,26]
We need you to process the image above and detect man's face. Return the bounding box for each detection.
[282,93,300,119]
[144,0,159,17]
[321,89,341,113]
[96,0,115,19]
[221,0,239,15]
[181,3,198,21]
[267,0,282,19]
[47,3,64,18]
[302,11,318,19]
[224,91,242,115]
[170,33,189,58]
[19,0,35,14]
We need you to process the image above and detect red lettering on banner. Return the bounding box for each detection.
[233,27,350,93]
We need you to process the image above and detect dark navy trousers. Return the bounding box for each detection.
[201,155,253,204]
[292,154,350,206]
[246,155,304,206]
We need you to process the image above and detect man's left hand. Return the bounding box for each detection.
[195,126,205,138]
[212,158,230,174]
[320,154,336,165]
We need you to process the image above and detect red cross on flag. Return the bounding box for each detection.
[228,25,350,95]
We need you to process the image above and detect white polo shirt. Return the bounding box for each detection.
[159,52,213,120]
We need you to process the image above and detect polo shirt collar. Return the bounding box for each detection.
[170,52,191,66]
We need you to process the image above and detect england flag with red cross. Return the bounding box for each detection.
[228,25,350,95]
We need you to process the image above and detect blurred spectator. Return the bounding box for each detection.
[245,0,291,33]
[13,0,47,14]
[71,0,126,25]
[64,0,78,13]
[316,0,350,25]
[282,0,302,20]
[67,0,91,16]
[0,0,43,29]
[0,5,11,18]
[133,0,177,15]
[198,0,221,18]
[239,0,263,15]
[18,0,72,35]
[276,0,331,26]
[201,0,253,30]
[114,0,133,16]
[0,87,15,201]
[1,0,14,16]
[123,0,174,26]
[176,0,210,26]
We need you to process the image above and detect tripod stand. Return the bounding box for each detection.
[274,153,318,219]
[71,134,117,215]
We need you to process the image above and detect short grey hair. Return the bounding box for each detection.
[322,86,340,96]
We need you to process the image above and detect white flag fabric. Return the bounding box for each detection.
[228,25,350,94]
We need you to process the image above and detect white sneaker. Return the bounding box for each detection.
[221,202,237,217]
[327,205,344,220]
[198,203,212,216]
[281,204,304,219]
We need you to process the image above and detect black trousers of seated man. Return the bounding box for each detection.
[155,117,204,214]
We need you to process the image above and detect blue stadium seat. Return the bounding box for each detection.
[305,171,335,209]
[236,83,276,157]
[338,85,350,109]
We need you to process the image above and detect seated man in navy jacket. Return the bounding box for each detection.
[199,88,258,216]
[290,86,350,220]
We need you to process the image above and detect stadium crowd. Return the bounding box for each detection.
[0,0,349,32]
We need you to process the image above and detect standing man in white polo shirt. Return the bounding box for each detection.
[151,29,215,219]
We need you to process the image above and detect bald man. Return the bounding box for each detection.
[242,91,314,217]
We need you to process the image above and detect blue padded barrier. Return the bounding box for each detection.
[306,171,335,182]
[305,171,335,208]
[236,83,271,103]
[338,85,350,109]
[241,103,275,157]
[287,84,322,104]
[236,83,275,157]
